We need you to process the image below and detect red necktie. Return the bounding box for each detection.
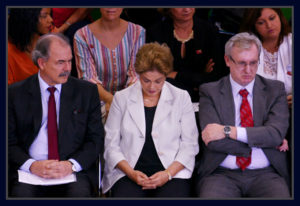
[236,89,253,170]
[47,87,59,160]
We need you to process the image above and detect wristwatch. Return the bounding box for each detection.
[224,125,231,138]
[69,161,77,172]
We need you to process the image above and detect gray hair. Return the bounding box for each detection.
[32,33,70,68]
[225,32,262,58]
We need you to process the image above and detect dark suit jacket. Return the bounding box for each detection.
[197,75,290,185]
[8,74,104,189]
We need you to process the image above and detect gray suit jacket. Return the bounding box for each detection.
[197,75,290,185]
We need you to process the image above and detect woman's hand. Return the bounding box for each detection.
[142,171,169,190]
[128,170,150,186]
[205,58,215,73]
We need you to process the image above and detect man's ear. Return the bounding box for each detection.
[37,58,46,71]
[224,55,230,67]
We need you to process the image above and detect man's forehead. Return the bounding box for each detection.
[232,45,258,54]
[49,42,71,56]
[50,40,70,50]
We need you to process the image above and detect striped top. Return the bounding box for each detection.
[74,22,145,94]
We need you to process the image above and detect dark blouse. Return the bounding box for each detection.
[134,106,165,176]
[146,17,228,102]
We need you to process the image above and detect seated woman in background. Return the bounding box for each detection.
[74,8,145,120]
[8,8,54,85]
[240,8,292,152]
[146,8,225,103]
[240,8,292,108]
[102,43,199,197]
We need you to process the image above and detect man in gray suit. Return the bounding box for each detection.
[195,32,290,198]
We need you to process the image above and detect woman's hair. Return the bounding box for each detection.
[8,8,42,52]
[135,42,173,76]
[225,32,262,58]
[240,8,291,47]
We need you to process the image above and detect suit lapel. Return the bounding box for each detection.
[152,83,173,129]
[128,82,146,137]
[219,77,236,125]
[58,78,73,145]
[252,76,267,126]
[27,75,43,138]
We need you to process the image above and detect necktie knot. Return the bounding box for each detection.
[239,89,249,98]
[47,87,56,95]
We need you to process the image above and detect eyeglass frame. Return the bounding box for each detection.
[229,56,260,69]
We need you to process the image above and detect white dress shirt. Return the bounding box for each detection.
[220,75,270,169]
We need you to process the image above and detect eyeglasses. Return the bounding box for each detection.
[229,56,259,69]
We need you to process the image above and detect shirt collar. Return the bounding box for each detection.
[38,71,62,94]
[229,74,255,97]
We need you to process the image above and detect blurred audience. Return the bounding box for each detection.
[52,8,93,77]
[74,8,145,121]
[240,8,292,108]
[52,8,92,34]
[8,8,53,85]
[240,7,292,174]
[102,42,199,197]
[147,8,225,103]
[120,8,163,31]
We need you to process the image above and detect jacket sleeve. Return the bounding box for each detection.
[198,84,252,157]
[174,91,199,172]
[71,84,104,170]
[8,85,33,167]
[103,92,127,172]
[246,82,289,148]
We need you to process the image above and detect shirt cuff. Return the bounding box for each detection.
[236,127,248,143]
[19,158,36,173]
[68,158,83,172]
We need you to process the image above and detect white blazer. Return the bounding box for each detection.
[257,33,292,94]
[102,81,199,193]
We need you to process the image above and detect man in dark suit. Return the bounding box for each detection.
[8,33,104,197]
[195,32,290,198]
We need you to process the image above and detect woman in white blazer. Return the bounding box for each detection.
[240,8,292,152]
[102,42,199,197]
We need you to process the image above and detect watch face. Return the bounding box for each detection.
[224,126,231,134]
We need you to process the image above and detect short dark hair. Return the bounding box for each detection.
[240,8,291,47]
[8,8,42,52]
[32,33,70,68]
